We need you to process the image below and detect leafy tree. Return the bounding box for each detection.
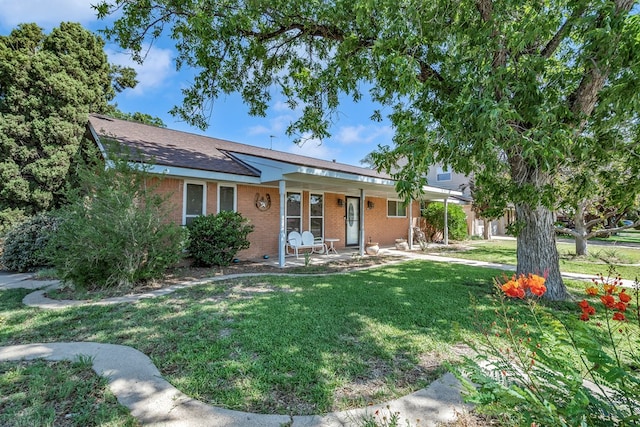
[47,153,187,291]
[554,111,640,256]
[421,202,468,242]
[105,109,167,127]
[0,22,155,227]
[96,1,640,300]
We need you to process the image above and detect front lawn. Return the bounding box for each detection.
[0,359,139,426]
[2,260,634,417]
[439,239,640,280]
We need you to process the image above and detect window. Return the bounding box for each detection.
[309,193,323,238]
[184,182,205,225]
[286,192,301,234]
[218,185,236,212]
[436,166,452,182]
[387,200,407,217]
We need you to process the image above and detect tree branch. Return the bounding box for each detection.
[585,221,640,239]
[555,225,578,238]
[540,7,585,59]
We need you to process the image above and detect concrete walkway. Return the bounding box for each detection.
[0,342,466,427]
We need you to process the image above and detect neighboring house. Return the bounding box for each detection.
[87,114,460,266]
[424,163,514,237]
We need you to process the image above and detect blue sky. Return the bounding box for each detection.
[0,0,393,166]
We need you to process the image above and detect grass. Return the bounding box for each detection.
[591,229,640,244]
[2,261,505,415]
[0,358,139,426]
[2,260,637,420]
[438,239,640,280]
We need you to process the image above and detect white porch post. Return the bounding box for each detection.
[408,199,414,250]
[278,180,286,268]
[359,189,365,256]
[443,195,449,246]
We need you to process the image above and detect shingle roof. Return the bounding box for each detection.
[88,114,392,180]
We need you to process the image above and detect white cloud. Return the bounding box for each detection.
[247,113,294,138]
[0,0,97,28]
[334,124,394,145]
[284,132,339,162]
[247,125,272,136]
[273,100,293,112]
[107,45,175,95]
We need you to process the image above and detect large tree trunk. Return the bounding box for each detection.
[483,218,492,240]
[574,202,588,256]
[516,203,567,301]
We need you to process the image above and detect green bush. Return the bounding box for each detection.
[0,213,60,272]
[0,208,28,236]
[187,211,254,266]
[421,202,468,241]
[46,157,187,291]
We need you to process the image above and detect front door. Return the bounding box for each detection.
[345,196,360,246]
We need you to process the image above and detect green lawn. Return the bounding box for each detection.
[2,260,633,417]
[591,229,640,245]
[0,359,139,426]
[438,239,640,281]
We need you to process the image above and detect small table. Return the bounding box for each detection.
[324,238,339,254]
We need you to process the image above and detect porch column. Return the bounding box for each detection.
[359,189,365,256]
[408,200,414,250]
[278,180,286,268]
[444,195,449,246]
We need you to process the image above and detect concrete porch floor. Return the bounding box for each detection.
[255,245,421,269]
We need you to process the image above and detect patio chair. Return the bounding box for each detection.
[302,231,327,255]
[286,231,327,258]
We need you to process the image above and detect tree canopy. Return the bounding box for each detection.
[97,0,640,300]
[0,22,153,227]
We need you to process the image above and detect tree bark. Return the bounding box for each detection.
[483,218,492,240]
[516,203,567,300]
[574,202,588,256]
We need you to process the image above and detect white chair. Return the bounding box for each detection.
[302,231,327,254]
[286,231,327,258]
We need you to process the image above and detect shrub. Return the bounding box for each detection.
[0,207,28,236]
[421,202,468,241]
[0,213,60,272]
[451,272,640,426]
[46,157,187,291]
[187,211,254,266]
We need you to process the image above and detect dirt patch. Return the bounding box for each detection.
[46,255,404,300]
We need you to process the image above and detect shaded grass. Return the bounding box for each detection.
[2,260,635,417]
[0,358,139,426]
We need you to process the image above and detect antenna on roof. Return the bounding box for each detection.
[269,135,276,150]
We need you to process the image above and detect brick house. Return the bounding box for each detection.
[87,114,460,267]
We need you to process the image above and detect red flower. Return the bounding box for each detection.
[600,295,616,309]
[612,312,626,321]
[615,302,627,312]
[603,284,618,295]
[502,279,525,299]
[578,300,595,317]
[526,274,547,297]
[619,291,631,303]
[585,286,599,296]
